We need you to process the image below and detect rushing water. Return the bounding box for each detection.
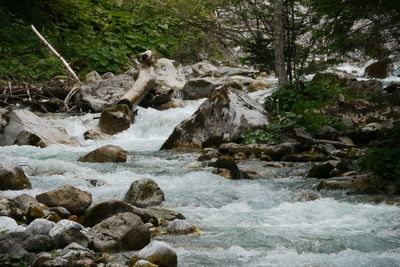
[0,88,400,266]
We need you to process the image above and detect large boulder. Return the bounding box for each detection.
[87,212,150,252]
[161,86,269,149]
[49,219,89,248]
[182,77,243,100]
[129,240,177,267]
[82,199,157,227]
[36,184,92,215]
[0,109,80,147]
[0,239,36,265]
[99,104,133,135]
[0,216,26,232]
[78,73,135,112]
[154,58,186,94]
[0,166,31,190]
[78,145,127,163]
[25,218,56,236]
[364,58,393,79]
[124,179,165,208]
[0,197,23,220]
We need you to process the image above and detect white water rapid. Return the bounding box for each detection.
[0,88,399,266]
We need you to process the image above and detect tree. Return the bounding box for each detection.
[273,0,288,87]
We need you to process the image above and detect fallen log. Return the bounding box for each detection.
[118,50,157,108]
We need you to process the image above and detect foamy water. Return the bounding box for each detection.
[0,85,399,266]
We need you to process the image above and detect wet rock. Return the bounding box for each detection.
[0,239,36,265]
[129,240,177,267]
[184,161,201,168]
[337,136,354,146]
[47,207,71,219]
[36,184,92,215]
[124,179,165,208]
[212,168,231,179]
[0,232,54,253]
[313,139,356,149]
[308,161,338,178]
[312,72,341,83]
[182,77,223,100]
[281,127,313,151]
[0,166,31,190]
[364,58,393,79]
[79,145,127,163]
[295,191,320,202]
[248,80,270,92]
[198,148,221,161]
[162,86,269,149]
[316,173,391,194]
[145,207,185,227]
[132,259,158,267]
[167,219,197,235]
[264,142,297,161]
[13,194,41,214]
[315,126,340,141]
[191,61,218,78]
[311,143,337,156]
[83,129,109,140]
[25,218,56,236]
[98,104,133,135]
[234,152,247,160]
[218,143,253,157]
[88,212,150,252]
[0,216,26,232]
[154,58,186,94]
[0,197,24,220]
[78,74,135,112]
[49,219,89,248]
[0,109,80,147]
[282,153,327,162]
[159,99,185,110]
[211,156,248,179]
[26,205,46,222]
[82,199,157,227]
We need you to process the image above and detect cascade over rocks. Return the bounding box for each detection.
[78,145,127,163]
[36,184,92,215]
[0,166,31,190]
[98,104,134,135]
[124,179,165,208]
[0,109,80,147]
[161,86,269,149]
[87,212,150,252]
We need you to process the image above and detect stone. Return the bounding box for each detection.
[85,71,102,82]
[78,145,127,163]
[83,129,109,140]
[99,104,133,135]
[162,86,269,149]
[82,199,157,227]
[264,142,297,161]
[36,184,92,215]
[130,241,177,267]
[312,72,341,83]
[0,216,26,232]
[159,99,185,110]
[145,207,185,227]
[182,77,223,100]
[49,219,89,248]
[211,156,248,179]
[124,179,165,208]
[191,61,218,77]
[311,144,337,155]
[25,218,56,236]
[0,239,35,265]
[248,80,270,92]
[218,143,253,157]
[87,212,150,252]
[47,207,71,219]
[337,136,354,146]
[0,166,31,190]
[307,161,338,178]
[0,197,24,220]
[282,153,327,162]
[78,74,135,112]
[295,191,320,202]
[315,126,341,141]
[132,259,158,267]
[167,219,198,235]
[26,205,46,222]
[364,58,393,79]
[0,232,54,253]
[0,109,80,147]
[13,194,41,214]
[234,152,247,160]
[281,127,313,151]
[154,58,186,94]
[212,168,231,179]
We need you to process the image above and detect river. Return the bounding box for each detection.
[0,89,399,266]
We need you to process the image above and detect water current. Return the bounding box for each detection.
[0,85,399,266]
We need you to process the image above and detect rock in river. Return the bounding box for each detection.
[124,179,165,208]
[79,145,127,163]
[0,166,31,190]
[161,86,269,149]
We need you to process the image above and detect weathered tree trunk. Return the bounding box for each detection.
[118,50,157,108]
[273,0,288,88]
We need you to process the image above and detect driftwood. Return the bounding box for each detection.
[118,50,157,108]
[31,25,80,82]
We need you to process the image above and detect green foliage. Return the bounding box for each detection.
[361,124,400,189]
[0,254,28,267]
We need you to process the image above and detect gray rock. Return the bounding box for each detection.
[47,207,71,219]
[264,142,297,161]
[0,166,31,190]
[0,216,26,232]
[154,58,186,94]
[83,129,109,140]
[0,197,24,220]
[49,219,89,248]
[0,232,54,252]
[162,86,269,149]
[130,240,177,267]
[0,110,80,147]
[308,161,338,178]
[144,207,185,227]
[88,212,150,252]
[191,61,218,77]
[124,179,165,208]
[36,184,92,215]
[25,218,56,236]
[78,145,127,163]
[13,194,41,214]
[295,191,320,202]
[167,219,197,235]
[0,239,36,264]
[133,259,158,267]
[315,126,341,141]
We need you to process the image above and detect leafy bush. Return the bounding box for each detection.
[361,124,400,189]
[0,254,28,267]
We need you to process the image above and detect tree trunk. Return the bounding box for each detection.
[118,50,157,108]
[273,0,288,88]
